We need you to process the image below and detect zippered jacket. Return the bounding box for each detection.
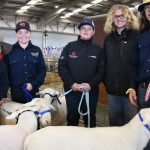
[58,37,105,92]
[104,29,138,95]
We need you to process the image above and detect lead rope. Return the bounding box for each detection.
[78,91,90,128]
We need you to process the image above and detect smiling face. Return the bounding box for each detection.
[16,29,31,45]
[113,9,127,30]
[79,25,95,40]
[144,4,150,22]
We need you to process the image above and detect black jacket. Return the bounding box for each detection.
[104,29,138,95]
[58,37,105,92]
[0,61,9,99]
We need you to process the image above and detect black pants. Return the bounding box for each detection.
[65,91,98,127]
[11,88,39,103]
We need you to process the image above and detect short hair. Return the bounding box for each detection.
[104,5,139,34]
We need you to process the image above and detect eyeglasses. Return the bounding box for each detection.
[113,14,125,20]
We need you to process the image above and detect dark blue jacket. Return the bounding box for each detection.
[4,41,46,102]
[130,29,150,89]
[0,61,9,99]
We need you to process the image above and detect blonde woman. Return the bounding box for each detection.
[103,5,139,126]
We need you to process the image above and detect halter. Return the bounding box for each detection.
[43,93,61,105]
[138,112,150,132]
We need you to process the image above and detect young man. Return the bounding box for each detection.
[4,21,46,103]
[58,18,105,127]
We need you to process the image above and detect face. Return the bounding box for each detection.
[16,29,31,45]
[113,9,127,29]
[79,25,95,40]
[144,5,150,22]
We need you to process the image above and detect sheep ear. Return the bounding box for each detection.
[23,98,39,107]
[49,105,56,111]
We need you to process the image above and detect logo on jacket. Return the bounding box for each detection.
[88,55,97,59]
[31,52,39,57]
[69,51,78,58]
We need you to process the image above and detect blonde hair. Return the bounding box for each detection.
[104,5,139,34]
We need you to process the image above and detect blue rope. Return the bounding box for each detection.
[22,84,33,102]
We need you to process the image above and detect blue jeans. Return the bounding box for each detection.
[108,94,137,126]
[138,87,150,150]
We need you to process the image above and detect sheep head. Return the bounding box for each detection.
[6,98,55,127]
[37,88,60,97]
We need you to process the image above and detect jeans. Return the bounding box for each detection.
[65,91,98,127]
[138,87,150,150]
[108,94,137,126]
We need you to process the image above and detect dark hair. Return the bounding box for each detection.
[140,11,150,32]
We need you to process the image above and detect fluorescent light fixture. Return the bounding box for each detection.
[91,0,103,4]
[82,4,92,9]
[57,8,66,14]
[73,8,83,14]
[65,12,74,17]
[16,9,26,13]
[21,6,31,10]
[27,0,41,5]
[55,5,59,9]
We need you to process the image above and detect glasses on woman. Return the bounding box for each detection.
[113,14,125,20]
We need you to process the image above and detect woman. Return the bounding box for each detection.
[103,5,139,126]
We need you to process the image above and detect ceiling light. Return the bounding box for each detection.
[55,5,59,9]
[16,10,26,13]
[82,4,92,9]
[57,8,66,14]
[73,8,83,14]
[27,0,41,5]
[91,0,103,4]
[21,6,31,10]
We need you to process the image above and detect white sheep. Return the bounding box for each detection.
[0,97,54,150]
[24,108,150,150]
[0,94,55,125]
[38,88,67,125]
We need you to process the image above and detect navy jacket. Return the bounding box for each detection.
[0,61,9,99]
[130,29,150,89]
[58,37,105,92]
[4,41,46,97]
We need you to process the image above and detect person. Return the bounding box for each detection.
[103,5,139,126]
[128,1,150,149]
[0,45,9,105]
[4,21,46,103]
[58,18,105,127]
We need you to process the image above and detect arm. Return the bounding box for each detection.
[58,43,74,88]
[88,47,105,89]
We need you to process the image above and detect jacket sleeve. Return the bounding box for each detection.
[0,62,9,99]
[89,47,105,89]
[129,37,139,90]
[58,43,74,88]
[30,49,46,88]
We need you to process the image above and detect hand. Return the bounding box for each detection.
[0,98,8,106]
[129,89,137,107]
[26,83,33,91]
[71,83,81,91]
[80,83,91,92]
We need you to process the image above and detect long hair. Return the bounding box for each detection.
[104,5,139,34]
[140,10,150,32]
